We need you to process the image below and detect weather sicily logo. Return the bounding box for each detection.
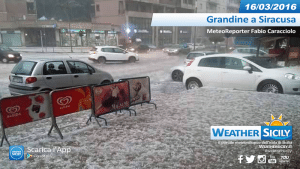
[211,114,292,140]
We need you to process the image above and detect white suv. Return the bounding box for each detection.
[89,46,139,64]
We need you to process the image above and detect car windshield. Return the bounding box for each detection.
[0,46,13,51]
[244,56,283,69]
[11,61,37,75]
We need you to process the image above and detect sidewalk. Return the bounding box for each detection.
[10,47,92,53]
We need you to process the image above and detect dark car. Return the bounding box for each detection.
[128,44,150,53]
[0,45,22,63]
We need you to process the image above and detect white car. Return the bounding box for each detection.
[183,54,300,94]
[88,46,139,64]
[171,51,217,82]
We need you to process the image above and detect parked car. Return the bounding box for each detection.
[128,44,150,53]
[0,45,22,63]
[231,47,268,56]
[89,46,139,64]
[171,51,218,82]
[9,59,114,95]
[183,53,300,94]
[167,44,191,55]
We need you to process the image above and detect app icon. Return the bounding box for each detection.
[257,155,266,164]
[26,153,33,159]
[238,155,243,163]
[246,155,255,163]
[9,145,24,160]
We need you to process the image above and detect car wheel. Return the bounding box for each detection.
[171,70,183,82]
[2,58,9,63]
[98,57,106,64]
[129,57,136,63]
[186,78,202,90]
[259,81,283,94]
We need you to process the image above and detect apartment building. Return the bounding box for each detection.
[195,0,241,44]
[93,0,196,47]
[0,0,37,46]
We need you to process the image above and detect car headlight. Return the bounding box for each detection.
[285,73,300,80]
[8,54,14,58]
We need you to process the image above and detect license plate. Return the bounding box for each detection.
[12,77,23,83]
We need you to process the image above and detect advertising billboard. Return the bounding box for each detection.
[120,77,151,105]
[0,93,51,128]
[93,81,130,116]
[51,86,92,117]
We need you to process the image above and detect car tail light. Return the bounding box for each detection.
[26,77,37,84]
[186,59,194,66]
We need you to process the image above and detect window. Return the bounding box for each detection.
[241,59,262,72]
[12,61,37,75]
[101,48,114,52]
[96,4,100,12]
[43,62,67,75]
[224,57,243,70]
[67,61,95,74]
[198,57,222,68]
[27,2,36,14]
[119,1,124,14]
[113,48,124,53]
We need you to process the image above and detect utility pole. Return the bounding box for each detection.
[40,30,44,52]
[193,0,197,51]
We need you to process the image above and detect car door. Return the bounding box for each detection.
[112,47,126,60]
[43,61,73,89]
[221,57,259,90]
[67,61,98,86]
[196,57,223,87]
[102,48,114,61]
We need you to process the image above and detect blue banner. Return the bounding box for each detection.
[240,0,300,13]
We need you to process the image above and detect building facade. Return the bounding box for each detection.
[93,0,196,47]
[0,0,117,47]
[195,0,241,44]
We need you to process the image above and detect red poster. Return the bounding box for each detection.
[51,86,92,117]
[94,81,130,116]
[127,77,151,104]
[0,93,51,128]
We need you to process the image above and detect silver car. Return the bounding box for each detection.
[9,59,114,95]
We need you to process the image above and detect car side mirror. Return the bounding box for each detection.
[243,66,252,73]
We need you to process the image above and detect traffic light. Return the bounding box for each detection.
[79,30,84,37]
